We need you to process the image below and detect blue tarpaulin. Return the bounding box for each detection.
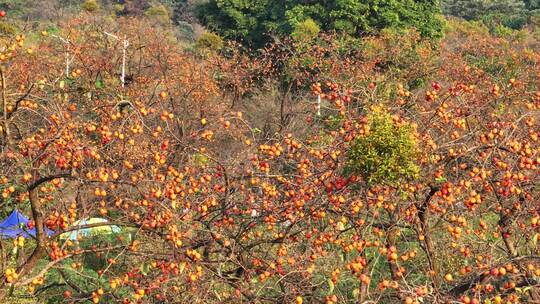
[0,210,53,239]
[0,210,30,227]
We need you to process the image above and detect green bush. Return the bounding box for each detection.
[291,18,320,42]
[195,31,224,50]
[145,5,170,24]
[444,18,491,35]
[177,21,195,41]
[81,0,100,12]
[492,23,516,37]
[346,106,419,186]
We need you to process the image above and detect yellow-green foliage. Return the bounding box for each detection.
[82,0,100,12]
[113,4,125,14]
[192,153,209,167]
[0,21,17,37]
[195,32,224,50]
[347,106,419,186]
[292,18,320,42]
[444,18,490,36]
[145,5,170,24]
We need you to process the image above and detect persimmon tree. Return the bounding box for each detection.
[0,12,539,304]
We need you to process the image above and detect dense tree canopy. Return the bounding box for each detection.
[196,0,444,46]
[442,0,524,20]
[442,0,540,30]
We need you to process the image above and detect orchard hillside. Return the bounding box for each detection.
[0,1,539,304]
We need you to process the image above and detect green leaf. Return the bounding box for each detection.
[178,262,186,273]
[95,78,104,89]
[496,102,505,115]
[327,279,334,294]
[435,176,447,183]
[140,263,150,275]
